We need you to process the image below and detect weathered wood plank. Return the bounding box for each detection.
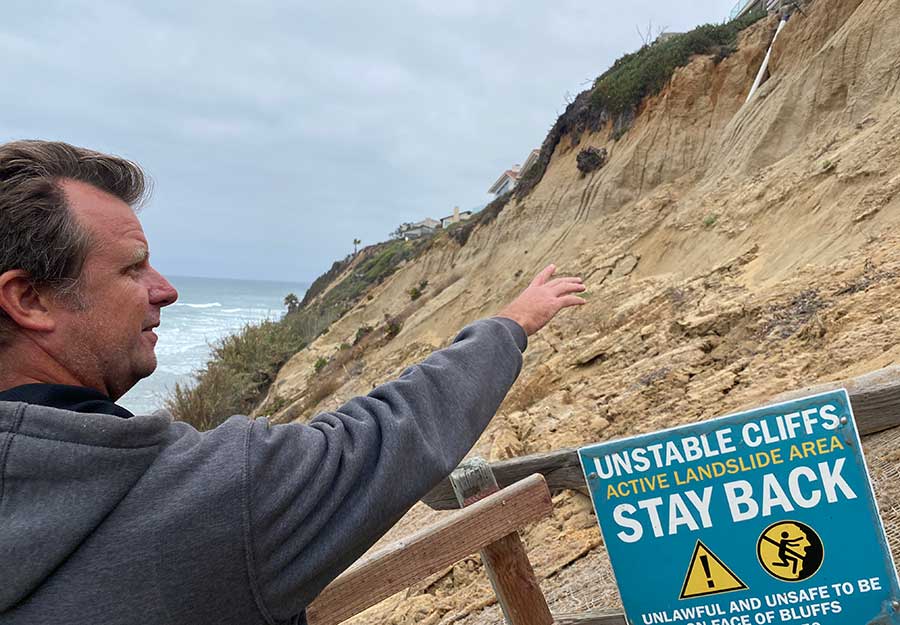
[553,611,626,625]
[451,457,501,505]
[770,365,900,436]
[451,459,553,625]
[422,366,900,510]
[424,448,587,510]
[306,474,553,625]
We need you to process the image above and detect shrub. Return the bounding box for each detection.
[313,356,328,374]
[576,147,608,175]
[384,316,402,339]
[354,324,373,345]
[259,393,291,417]
[167,365,251,432]
[513,10,765,200]
[320,239,429,311]
[408,286,422,301]
[703,214,718,228]
[166,305,337,430]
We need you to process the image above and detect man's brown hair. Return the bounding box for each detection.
[0,140,148,343]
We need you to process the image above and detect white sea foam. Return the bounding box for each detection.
[174,302,222,309]
[120,276,307,415]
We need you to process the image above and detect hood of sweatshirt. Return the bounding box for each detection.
[0,401,171,611]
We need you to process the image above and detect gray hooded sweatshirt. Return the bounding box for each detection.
[0,317,526,625]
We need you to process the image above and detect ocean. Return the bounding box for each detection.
[118,275,308,415]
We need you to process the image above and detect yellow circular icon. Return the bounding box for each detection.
[757,520,824,582]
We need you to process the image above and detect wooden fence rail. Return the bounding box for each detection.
[450,458,554,625]
[423,366,900,510]
[307,474,553,625]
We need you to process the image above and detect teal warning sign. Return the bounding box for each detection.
[579,390,900,624]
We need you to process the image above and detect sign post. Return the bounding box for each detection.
[579,389,900,625]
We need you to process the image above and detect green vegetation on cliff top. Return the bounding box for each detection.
[592,11,766,117]
[515,9,767,199]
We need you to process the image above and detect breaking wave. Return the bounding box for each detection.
[173,302,222,309]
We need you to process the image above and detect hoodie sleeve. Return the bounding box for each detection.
[242,317,527,623]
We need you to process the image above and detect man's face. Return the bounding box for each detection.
[50,180,178,400]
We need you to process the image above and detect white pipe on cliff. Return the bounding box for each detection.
[746,17,787,103]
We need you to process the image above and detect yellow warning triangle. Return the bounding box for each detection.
[679,540,748,600]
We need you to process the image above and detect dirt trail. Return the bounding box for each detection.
[262,0,900,621]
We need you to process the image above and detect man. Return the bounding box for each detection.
[0,140,585,624]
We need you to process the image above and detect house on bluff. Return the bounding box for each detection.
[398,217,440,240]
[487,148,540,197]
[488,166,521,197]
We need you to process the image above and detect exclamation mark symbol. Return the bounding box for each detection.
[700,555,714,588]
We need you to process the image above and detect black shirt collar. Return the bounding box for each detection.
[0,383,134,418]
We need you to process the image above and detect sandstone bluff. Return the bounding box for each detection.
[256,0,900,621]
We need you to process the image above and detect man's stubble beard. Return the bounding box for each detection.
[64,306,157,401]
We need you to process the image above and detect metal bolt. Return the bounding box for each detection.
[840,416,848,425]
[588,472,598,480]
[892,599,900,611]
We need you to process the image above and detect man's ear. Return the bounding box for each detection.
[0,270,56,333]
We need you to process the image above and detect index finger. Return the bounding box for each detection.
[531,264,557,287]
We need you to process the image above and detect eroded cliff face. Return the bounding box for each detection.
[262,0,900,621]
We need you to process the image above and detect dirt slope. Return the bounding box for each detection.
[261,0,900,621]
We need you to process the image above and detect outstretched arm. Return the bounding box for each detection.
[244,265,584,621]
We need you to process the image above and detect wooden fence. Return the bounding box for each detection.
[423,366,900,510]
[307,474,554,625]
[308,366,900,624]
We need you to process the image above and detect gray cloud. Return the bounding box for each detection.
[3,0,731,281]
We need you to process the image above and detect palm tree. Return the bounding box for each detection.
[353,238,362,255]
[283,293,300,314]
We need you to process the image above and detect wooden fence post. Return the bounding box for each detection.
[450,458,554,625]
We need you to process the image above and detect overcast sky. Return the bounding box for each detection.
[3,0,732,283]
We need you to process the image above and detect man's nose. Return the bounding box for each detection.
[148,267,178,308]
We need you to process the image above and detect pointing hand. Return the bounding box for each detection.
[497,264,585,336]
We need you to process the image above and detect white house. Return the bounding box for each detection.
[488,167,521,196]
[730,0,767,19]
[488,147,541,196]
[440,206,473,229]
[654,31,683,44]
[519,149,540,178]
[398,217,440,240]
